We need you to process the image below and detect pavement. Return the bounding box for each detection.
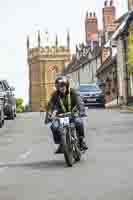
[120,106,133,113]
[0,109,133,200]
[105,105,133,113]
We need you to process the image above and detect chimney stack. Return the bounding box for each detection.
[85,11,98,44]
[103,0,116,32]
[128,0,133,11]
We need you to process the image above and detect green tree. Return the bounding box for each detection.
[16,98,24,113]
[16,98,23,108]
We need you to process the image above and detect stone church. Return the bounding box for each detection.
[27,31,71,112]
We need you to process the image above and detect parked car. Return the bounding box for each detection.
[0,80,16,119]
[78,83,105,107]
[0,86,5,127]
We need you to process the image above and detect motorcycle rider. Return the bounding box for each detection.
[45,75,88,153]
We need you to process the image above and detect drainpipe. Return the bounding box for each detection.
[115,61,119,106]
[123,34,128,105]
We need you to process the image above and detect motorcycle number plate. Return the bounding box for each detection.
[60,117,69,125]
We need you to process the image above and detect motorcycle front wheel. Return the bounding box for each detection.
[73,142,81,162]
[72,129,81,162]
[61,127,73,167]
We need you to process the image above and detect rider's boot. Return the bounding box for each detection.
[55,144,64,154]
[79,138,88,151]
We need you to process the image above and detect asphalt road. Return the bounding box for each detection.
[0,109,133,200]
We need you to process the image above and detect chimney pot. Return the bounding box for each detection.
[104,0,107,6]
[86,11,88,18]
[110,0,113,6]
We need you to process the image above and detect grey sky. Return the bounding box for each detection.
[0,0,127,104]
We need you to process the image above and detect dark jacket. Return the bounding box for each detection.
[45,88,85,124]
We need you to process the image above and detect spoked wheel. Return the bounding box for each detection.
[73,142,81,162]
[0,120,3,128]
[0,109,4,128]
[62,128,74,167]
[72,129,81,162]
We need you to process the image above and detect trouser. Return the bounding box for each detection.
[50,117,85,144]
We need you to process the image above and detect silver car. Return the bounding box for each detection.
[0,87,4,127]
[0,80,16,120]
[78,83,105,107]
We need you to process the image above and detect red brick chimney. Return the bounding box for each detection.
[102,0,116,32]
[85,11,98,44]
[128,0,133,11]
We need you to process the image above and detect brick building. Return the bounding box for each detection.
[85,12,98,47]
[128,0,133,10]
[102,0,116,31]
[85,0,117,48]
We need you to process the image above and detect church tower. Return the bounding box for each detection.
[27,31,71,111]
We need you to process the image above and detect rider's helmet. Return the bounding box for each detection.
[55,75,69,91]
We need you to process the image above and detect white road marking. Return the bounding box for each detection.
[0,167,8,173]
[18,149,32,159]
[0,162,8,173]
[0,162,5,165]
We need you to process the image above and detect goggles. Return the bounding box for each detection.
[56,82,67,89]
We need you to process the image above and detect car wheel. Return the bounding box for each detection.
[0,109,4,128]
[8,110,15,120]
[0,120,3,128]
[11,111,15,120]
[101,104,105,108]
[0,116,3,128]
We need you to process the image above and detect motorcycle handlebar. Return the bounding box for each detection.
[56,112,87,118]
[57,112,72,118]
[49,105,87,120]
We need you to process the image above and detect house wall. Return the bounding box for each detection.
[79,56,100,84]
[97,56,101,70]
[79,59,98,84]
[129,74,133,96]
[79,63,90,84]
[117,37,127,104]
[69,70,79,89]
[92,59,98,82]
[66,50,101,88]
[131,75,133,96]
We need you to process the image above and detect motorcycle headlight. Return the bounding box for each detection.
[70,123,75,128]
[53,120,59,128]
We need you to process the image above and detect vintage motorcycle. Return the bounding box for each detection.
[50,108,86,167]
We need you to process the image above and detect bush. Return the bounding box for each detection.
[16,98,23,108]
[16,97,25,113]
[16,107,23,113]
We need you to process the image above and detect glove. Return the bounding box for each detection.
[73,112,79,118]
[47,122,52,128]
[44,112,52,124]
[51,110,58,119]
[80,112,87,118]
